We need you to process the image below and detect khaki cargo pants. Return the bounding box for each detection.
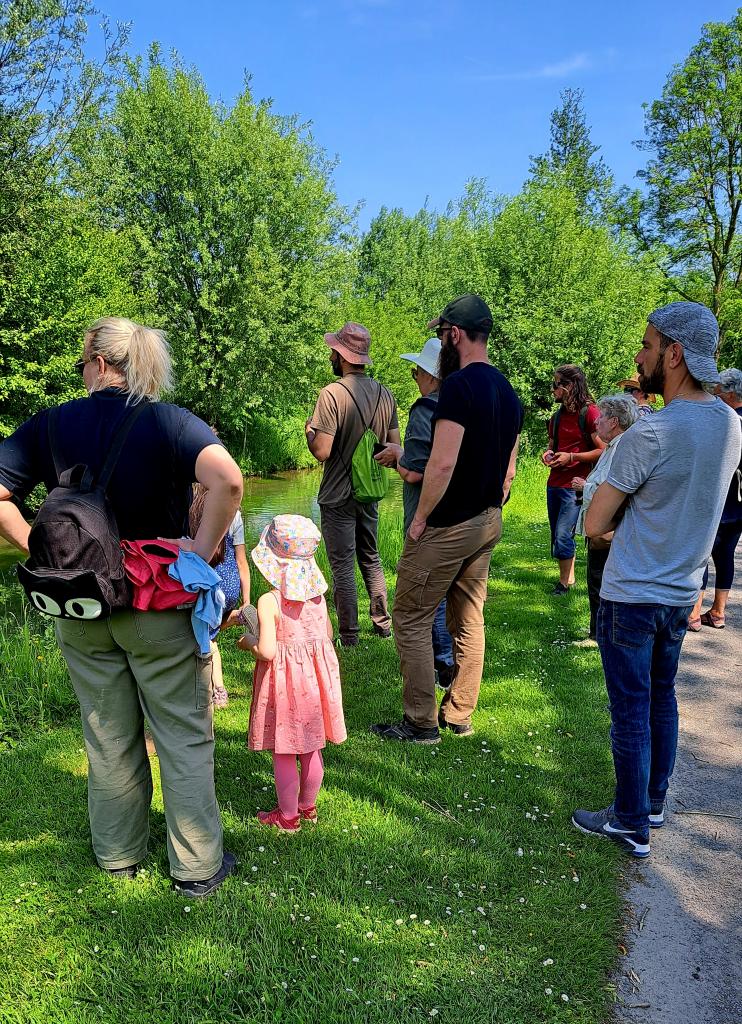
[393,507,502,730]
[56,607,223,881]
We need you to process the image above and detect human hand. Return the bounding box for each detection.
[374,443,402,467]
[549,452,573,469]
[408,517,427,541]
[571,476,587,491]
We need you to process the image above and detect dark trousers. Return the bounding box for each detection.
[320,497,391,644]
[701,518,742,591]
[586,541,610,638]
[597,599,691,834]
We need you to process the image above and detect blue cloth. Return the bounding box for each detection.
[546,486,580,559]
[168,550,225,654]
[432,597,454,668]
[597,599,691,834]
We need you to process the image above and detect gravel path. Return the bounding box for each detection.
[612,550,742,1024]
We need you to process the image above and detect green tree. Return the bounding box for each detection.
[530,88,613,221]
[80,50,354,441]
[624,10,742,361]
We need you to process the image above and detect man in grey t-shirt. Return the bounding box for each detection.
[572,302,741,858]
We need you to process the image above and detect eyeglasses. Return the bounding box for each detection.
[552,381,565,390]
[623,386,640,395]
[74,356,94,376]
[435,325,452,339]
[410,366,419,380]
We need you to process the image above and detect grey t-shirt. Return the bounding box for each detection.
[309,375,398,507]
[399,392,438,533]
[601,397,742,605]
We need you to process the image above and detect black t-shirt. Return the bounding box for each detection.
[0,389,220,540]
[429,363,523,528]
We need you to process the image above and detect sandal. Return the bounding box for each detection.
[687,617,702,632]
[700,611,725,629]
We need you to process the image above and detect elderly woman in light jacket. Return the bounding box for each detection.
[571,394,639,647]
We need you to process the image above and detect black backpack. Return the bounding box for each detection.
[17,403,145,620]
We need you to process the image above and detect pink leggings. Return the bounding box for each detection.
[272,750,324,819]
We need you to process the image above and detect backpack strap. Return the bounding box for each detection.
[550,407,562,451]
[578,406,594,452]
[97,403,147,491]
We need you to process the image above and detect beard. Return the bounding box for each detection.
[638,350,665,394]
[438,337,461,380]
[330,353,342,377]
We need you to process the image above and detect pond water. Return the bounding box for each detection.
[0,469,405,572]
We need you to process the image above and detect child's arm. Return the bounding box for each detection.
[238,592,278,661]
[326,611,333,640]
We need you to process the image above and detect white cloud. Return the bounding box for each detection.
[477,53,593,83]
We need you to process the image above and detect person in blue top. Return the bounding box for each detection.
[0,317,243,898]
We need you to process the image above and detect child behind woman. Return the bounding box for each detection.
[240,514,346,831]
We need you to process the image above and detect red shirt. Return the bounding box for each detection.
[547,404,600,488]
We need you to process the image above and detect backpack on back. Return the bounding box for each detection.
[337,380,389,503]
[16,404,144,620]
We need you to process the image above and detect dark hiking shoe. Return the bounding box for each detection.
[337,636,359,648]
[172,852,237,898]
[435,663,455,690]
[571,806,650,858]
[373,627,392,639]
[438,712,474,736]
[649,802,665,828]
[551,582,571,596]
[371,717,440,745]
[104,864,139,880]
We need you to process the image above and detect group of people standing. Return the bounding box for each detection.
[0,295,739,898]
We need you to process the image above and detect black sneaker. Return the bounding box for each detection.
[435,663,455,690]
[104,864,139,880]
[172,852,237,898]
[649,801,665,828]
[438,712,474,736]
[571,806,650,858]
[370,717,440,745]
[373,626,392,639]
[551,582,571,596]
[338,636,359,648]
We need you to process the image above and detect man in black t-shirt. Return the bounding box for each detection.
[372,294,523,744]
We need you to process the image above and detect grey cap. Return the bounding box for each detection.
[647,301,720,385]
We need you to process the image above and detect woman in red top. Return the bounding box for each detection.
[540,365,605,595]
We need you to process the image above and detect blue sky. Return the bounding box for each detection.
[95,1,738,229]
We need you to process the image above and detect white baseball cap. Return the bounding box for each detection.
[400,337,441,378]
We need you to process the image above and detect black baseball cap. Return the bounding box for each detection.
[427,293,493,333]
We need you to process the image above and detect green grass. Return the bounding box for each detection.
[0,460,625,1024]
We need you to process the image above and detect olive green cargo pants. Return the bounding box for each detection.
[55,607,223,881]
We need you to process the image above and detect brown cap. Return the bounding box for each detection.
[324,322,372,366]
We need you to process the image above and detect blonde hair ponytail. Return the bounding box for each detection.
[86,317,173,402]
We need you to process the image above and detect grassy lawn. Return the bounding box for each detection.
[0,462,626,1024]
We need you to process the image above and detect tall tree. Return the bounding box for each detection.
[530,88,613,220]
[624,10,742,358]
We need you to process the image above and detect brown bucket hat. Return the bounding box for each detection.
[615,372,656,404]
[324,322,372,366]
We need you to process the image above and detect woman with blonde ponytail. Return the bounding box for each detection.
[0,316,244,898]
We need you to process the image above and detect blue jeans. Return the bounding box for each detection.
[432,598,454,668]
[597,600,692,834]
[546,486,580,559]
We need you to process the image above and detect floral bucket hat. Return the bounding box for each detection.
[251,514,327,602]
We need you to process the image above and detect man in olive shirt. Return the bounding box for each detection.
[306,322,400,646]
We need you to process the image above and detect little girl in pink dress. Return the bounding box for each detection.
[240,514,346,832]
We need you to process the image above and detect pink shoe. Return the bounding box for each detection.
[256,808,301,832]
[300,806,318,824]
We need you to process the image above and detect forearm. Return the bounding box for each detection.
[193,483,241,562]
[0,500,31,555]
[573,448,604,464]
[415,462,454,522]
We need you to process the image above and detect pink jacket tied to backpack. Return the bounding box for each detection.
[120,539,196,611]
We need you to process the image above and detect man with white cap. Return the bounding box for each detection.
[305,322,399,646]
[375,337,455,687]
[572,301,741,858]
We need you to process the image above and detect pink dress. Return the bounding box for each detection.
[248,591,347,754]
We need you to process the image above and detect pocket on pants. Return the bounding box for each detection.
[394,564,430,610]
[195,653,214,710]
[610,604,654,649]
